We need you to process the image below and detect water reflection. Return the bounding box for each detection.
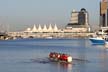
[75,39,87,72]
[99,49,108,72]
[104,44,108,49]
[49,62,72,72]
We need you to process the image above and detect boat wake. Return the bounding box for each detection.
[30,57,50,64]
[20,57,90,64]
[72,58,90,63]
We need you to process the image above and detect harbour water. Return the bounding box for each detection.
[0,38,108,72]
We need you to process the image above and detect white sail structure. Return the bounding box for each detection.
[24,23,60,33]
[43,24,48,32]
[37,24,42,32]
[48,24,53,32]
[31,24,37,32]
[53,24,58,32]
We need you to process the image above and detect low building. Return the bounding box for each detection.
[24,24,61,33]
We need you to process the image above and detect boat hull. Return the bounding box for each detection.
[89,38,105,44]
[49,52,72,63]
[104,41,108,48]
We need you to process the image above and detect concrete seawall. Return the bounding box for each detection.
[8,32,94,39]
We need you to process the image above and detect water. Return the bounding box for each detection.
[0,38,108,72]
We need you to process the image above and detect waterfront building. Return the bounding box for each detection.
[69,9,78,25]
[47,24,53,32]
[37,24,42,32]
[8,23,92,38]
[43,24,48,33]
[32,24,38,33]
[65,8,90,32]
[97,0,108,34]
[100,0,108,27]
[53,24,59,32]
[24,24,60,33]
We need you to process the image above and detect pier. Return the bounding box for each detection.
[8,32,94,39]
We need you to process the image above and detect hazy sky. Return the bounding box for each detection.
[0,0,100,31]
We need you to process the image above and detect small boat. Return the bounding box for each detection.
[49,52,72,63]
[89,37,105,45]
[104,36,108,45]
[104,41,108,48]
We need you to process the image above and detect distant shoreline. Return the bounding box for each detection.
[0,32,93,40]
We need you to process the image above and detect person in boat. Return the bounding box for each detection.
[49,52,72,63]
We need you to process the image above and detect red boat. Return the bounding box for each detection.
[49,52,72,63]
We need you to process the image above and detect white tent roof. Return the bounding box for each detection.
[32,24,37,32]
[38,24,42,32]
[48,24,53,32]
[43,24,48,32]
[24,23,60,33]
[53,24,58,32]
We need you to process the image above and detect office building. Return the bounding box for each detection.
[65,8,90,32]
[100,0,108,27]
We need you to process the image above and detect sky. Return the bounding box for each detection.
[0,0,100,31]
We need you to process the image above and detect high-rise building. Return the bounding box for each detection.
[100,0,108,27]
[69,10,79,25]
[65,8,90,32]
[66,8,89,27]
[78,8,89,26]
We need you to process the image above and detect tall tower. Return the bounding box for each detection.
[69,10,79,25]
[100,0,108,27]
[78,8,89,26]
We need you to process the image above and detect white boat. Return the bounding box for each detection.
[89,37,105,45]
[105,40,108,44]
[104,36,108,45]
